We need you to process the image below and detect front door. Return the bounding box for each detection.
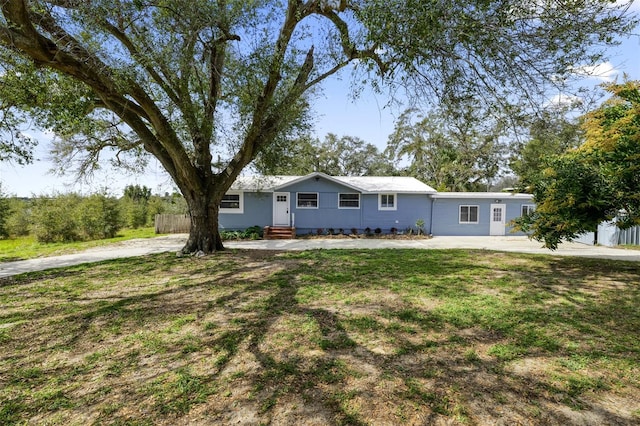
[489,204,506,236]
[273,192,290,226]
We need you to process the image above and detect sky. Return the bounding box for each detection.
[1,7,640,197]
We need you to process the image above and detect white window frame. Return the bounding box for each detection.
[219,192,244,214]
[297,192,319,209]
[521,204,535,216]
[378,193,397,211]
[459,205,479,224]
[338,193,360,209]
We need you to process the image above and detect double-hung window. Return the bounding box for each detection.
[378,193,396,211]
[297,192,318,208]
[459,205,479,224]
[339,193,360,209]
[220,192,243,214]
[521,204,535,216]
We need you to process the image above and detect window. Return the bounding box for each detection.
[378,193,396,211]
[492,207,503,222]
[339,193,360,209]
[220,192,243,214]
[459,205,479,223]
[521,204,535,216]
[297,192,318,208]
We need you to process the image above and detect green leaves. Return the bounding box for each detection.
[517,81,640,249]
[386,106,505,191]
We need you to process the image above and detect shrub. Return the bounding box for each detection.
[364,227,372,236]
[374,227,382,234]
[31,194,82,242]
[31,193,122,243]
[77,194,122,239]
[390,227,398,234]
[327,228,335,235]
[316,228,324,236]
[243,226,263,239]
[5,198,31,237]
[220,226,263,241]
[220,230,243,240]
[121,197,149,228]
[351,227,358,235]
[0,186,8,238]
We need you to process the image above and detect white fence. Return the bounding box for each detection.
[618,226,640,246]
[575,223,640,247]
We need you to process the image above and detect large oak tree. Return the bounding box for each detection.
[0,0,635,252]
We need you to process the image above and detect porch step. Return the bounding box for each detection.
[263,226,296,240]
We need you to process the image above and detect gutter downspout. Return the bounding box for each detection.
[429,195,436,236]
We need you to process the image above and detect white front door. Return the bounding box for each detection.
[273,192,290,226]
[489,204,506,236]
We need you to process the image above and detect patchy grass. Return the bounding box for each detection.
[0,249,638,425]
[0,227,162,262]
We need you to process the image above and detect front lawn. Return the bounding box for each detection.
[0,249,638,425]
[0,227,161,262]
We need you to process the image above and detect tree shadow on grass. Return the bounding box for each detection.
[1,250,638,425]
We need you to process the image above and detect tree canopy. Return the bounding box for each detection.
[255,133,394,176]
[0,0,636,252]
[386,106,506,191]
[510,109,584,190]
[515,80,640,249]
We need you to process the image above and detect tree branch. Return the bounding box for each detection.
[99,18,182,108]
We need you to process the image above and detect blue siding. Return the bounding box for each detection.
[277,178,432,234]
[217,176,532,237]
[430,198,528,236]
[219,192,272,230]
[282,178,363,232]
[361,194,431,233]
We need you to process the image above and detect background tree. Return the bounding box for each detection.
[510,109,584,190]
[515,80,640,249]
[4,196,30,237]
[386,106,506,191]
[255,133,394,176]
[0,183,9,238]
[0,1,635,252]
[317,134,395,176]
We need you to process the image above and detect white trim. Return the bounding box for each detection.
[433,192,533,200]
[297,192,319,209]
[378,193,397,211]
[459,205,479,224]
[489,203,506,236]
[338,193,360,209]
[275,172,364,193]
[521,204,535,216]
[273,192,290,226]
[219,191,244,214]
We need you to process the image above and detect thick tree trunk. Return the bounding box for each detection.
[182,193,224,254]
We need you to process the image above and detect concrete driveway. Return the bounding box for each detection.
[1,234,639,279]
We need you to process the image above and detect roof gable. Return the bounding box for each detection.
[230,172,437,194]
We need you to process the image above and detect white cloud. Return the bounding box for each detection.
[546,93,583,109]
[571,62,619,82]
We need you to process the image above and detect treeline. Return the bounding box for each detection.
[0,185,187,243]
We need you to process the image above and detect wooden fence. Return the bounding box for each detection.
[155,214,191,234]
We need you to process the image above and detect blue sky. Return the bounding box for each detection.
[1,10,639,197]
